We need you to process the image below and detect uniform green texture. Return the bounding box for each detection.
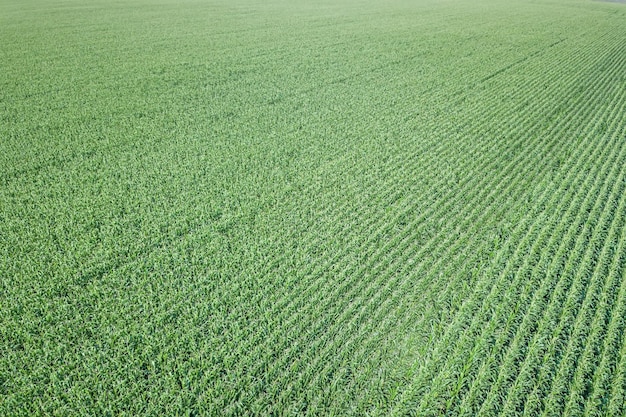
[1,0,626,415]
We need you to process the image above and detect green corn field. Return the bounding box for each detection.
[1,0,626,415]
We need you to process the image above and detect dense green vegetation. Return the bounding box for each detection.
[2,0,626,415]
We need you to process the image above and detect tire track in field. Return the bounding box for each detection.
[194,17,596,394]
[302,56,620,412]
[0,0,559,190]
[234,27,620,412]
[0,5,530,309]
[225,32,600,406]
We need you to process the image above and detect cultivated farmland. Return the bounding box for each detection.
[1,0,626,415]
